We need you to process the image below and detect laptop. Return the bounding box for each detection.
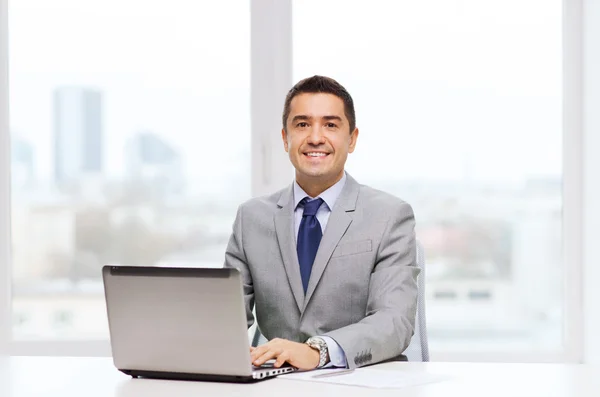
[102,265,297,382]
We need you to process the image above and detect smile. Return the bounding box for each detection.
[304,152,329,157]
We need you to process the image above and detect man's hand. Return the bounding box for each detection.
[250,338,319,370]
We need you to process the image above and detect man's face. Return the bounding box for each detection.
[282,93,358,185]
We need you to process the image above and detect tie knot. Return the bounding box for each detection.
[300,197,324,217]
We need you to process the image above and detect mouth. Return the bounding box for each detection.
[303,151,330,160]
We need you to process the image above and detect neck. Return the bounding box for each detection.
[296,171,344,198]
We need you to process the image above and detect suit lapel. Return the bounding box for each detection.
[274,186,305,312]
[303,175,360,309]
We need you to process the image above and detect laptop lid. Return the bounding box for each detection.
[102,266,253,378]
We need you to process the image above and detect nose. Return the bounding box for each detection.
[307,125,326,145]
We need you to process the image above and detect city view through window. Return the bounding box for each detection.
[9,0,563,353]
[10,0,251,339]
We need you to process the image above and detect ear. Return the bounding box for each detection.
[348,128,359,153]
[281,129,289,152]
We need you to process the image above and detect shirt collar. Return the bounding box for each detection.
[293,172,347,211]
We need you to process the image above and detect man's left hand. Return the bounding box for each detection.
[250,338,319,370]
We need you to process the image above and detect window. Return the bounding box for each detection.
[9,0,250,339]
[2,0,588,361]
[293,0,563,353]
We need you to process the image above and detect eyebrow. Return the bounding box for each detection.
[322,115,343,122]
[291,115,343,123]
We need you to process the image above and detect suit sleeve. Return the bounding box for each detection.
[323,202,419,369]
[223,204,255,328]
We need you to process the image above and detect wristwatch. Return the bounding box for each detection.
[305,336,329,368]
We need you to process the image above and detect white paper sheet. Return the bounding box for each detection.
[280,368,449,389]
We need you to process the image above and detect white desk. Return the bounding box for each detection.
[1,356,598,397]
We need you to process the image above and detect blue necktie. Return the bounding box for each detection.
[297,197,324,294]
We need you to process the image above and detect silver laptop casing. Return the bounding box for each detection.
[102,266,294,382]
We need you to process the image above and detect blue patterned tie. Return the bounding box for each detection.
[297,197,324,293]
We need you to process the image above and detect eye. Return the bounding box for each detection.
[296,122,309,128]
[325,123,337,128]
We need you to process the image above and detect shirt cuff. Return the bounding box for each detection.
[319,336,348,368]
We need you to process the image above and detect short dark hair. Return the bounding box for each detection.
[282,75,356,133]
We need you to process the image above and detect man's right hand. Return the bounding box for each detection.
[250,338,320,369]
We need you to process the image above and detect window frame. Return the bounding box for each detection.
[0,0,596,363]
[581,0,600,365]
[0,0,9,357]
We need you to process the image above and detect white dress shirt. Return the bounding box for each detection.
[293,172,348,368]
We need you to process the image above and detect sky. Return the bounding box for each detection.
[8,0,562,187]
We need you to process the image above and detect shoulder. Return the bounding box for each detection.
[236,186,288,216]
[357,183,413,214]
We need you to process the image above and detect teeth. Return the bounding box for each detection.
[307,152,327,157]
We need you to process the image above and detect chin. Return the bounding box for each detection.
[298,167,328,177]
[298,170,338,182]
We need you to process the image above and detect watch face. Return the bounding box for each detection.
[309,341,323,350]
[307,338,328,367]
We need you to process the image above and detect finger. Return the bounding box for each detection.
[253,349,279,366]
[250,339,280,361]
[274,351,290,368]
[250,346,267,362]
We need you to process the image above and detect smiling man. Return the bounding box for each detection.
[224,75,419,370]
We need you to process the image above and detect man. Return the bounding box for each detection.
[224,75,419,370]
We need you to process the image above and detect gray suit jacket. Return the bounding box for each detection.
[224,173,419,368]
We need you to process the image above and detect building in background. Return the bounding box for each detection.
[11,204,76,282]
[125,131,184,199]
[11,135,35,190]
[53,87,103,188]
